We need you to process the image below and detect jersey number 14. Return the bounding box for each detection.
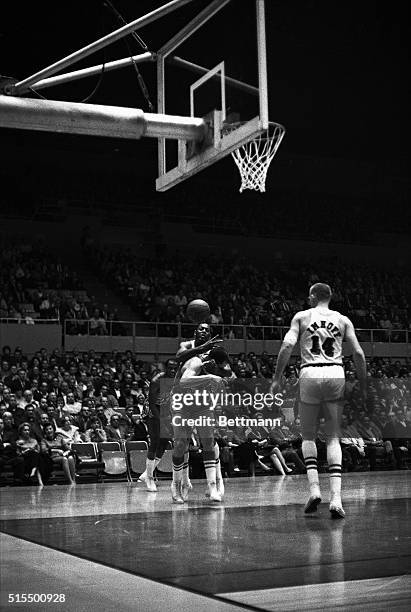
[310,336,335,357]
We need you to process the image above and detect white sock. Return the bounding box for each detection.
[214,444,222,481]
[172,457,184,484]
[302,440,320,496]
[327,438,342,502]
[182,451,190,484]
[146,459,155,479]
[204,460,217,486]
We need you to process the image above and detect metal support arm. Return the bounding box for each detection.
[30,53,155,92]
[0,96,206,142]
[7,0,196,96]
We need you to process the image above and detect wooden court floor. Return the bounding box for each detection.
[1,471,410,611]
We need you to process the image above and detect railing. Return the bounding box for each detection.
[1,318,407,355]
[0,317,60,324]
[62,319,410,344]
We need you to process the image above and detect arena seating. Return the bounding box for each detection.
[0,238,121,334]
[2,232,409,341]
[0,345,409,487]
[0,239,88,321]
[83,244,410,337]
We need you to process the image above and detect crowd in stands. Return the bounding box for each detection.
[87,245,410,339]
[0,238,122,333]
[1,345,409,486]
[0,238,86,322]
[1,233,409,342]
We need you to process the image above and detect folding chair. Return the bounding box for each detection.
[98,441,131,482]
[71,443,104,482]
[125,440,148,482]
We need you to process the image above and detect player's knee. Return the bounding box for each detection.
[174,439,187,455]
[302,429,317,441]
[201,437,214,452]
[326,435,340,446]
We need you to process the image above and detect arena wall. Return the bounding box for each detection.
[62,335,409,359]
[0,323,62,354]
[0,323,409,359]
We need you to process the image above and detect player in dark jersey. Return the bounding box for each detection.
[176,323,222,367]
[138,359,178,492]
[171,324,226,503]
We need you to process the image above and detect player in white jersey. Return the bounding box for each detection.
[271,283,366,518]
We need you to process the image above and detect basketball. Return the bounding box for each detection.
[186,299,210,323]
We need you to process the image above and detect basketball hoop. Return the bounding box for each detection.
[224,121,285,193]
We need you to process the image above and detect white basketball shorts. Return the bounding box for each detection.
[299,364,345,404]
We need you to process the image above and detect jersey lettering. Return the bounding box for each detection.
[301,310,344,366]
[310,336,335,357]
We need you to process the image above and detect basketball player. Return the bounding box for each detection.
[270,283,366,518]
[176,322,222,366]
[139,325,217,493]
[201,346,236,498]
[170,323,224,503]
[138,359,178,492]
[171,326,228,504]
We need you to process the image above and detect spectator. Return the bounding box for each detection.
[15,422,43,485]
[98,385,119,411]
[74,406,92,435]
[226,418,271,475]
[89,309,107,335]
[382,412,409,469]
[340,414,368,471]
[118,406,136,436]
[84,417,107,443]
[118,384,134,408]
[40,424,76,484]
[24,405,44,441]
[56,415,82,446]
[2,411,18,443]
[95,406,108,428]
[0,416,25,484]
[37,413,52,436]
[105,414,128,442]
[45,405,61,430]
[111,379,122,402]
[129,413,148,442]
[268,418,306,474]
[62,391,82,416]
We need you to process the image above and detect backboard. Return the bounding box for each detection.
[155,0,282,192]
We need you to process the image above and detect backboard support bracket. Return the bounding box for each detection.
[156,114,264,191]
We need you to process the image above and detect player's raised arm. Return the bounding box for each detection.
[271,314,300,391]
[175,335,222,364]
[343,316,367,400]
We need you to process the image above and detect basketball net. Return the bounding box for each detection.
[230,122,285,193]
